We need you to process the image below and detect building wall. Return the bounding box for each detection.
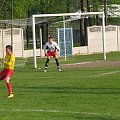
[1,26,120,59]
[72,25,120,56]
[0,28,24,58]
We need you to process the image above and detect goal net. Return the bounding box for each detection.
[32,12,106,68]
[0,18,33,69]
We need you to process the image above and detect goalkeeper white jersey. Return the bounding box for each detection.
[44,41,60,52]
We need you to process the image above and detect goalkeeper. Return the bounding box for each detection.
[44,36,61,72]
[0,45,15,98]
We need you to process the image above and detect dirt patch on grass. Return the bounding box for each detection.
[61,61,120,69]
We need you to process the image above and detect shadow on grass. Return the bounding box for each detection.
[16,86,120,95]
[67,114,117,120]
[73,116,117,120]
[42,112,118,120]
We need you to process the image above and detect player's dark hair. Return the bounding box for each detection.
[49,35,53,39]
[6,45,13,52]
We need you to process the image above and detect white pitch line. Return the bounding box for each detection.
[61,60,105,66]
[85,71,120,78]
[38,71,120,79]
[0,108,119,118]
[38,61,101,69]
[43,61,91,68]
[62,61,93,66]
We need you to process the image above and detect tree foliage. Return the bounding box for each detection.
[0,0,119,20]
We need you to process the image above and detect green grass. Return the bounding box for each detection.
[0,52,120,120]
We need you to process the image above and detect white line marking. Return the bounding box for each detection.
[62,61,93,66]
[85,71,120,78]
[62,60,105,66]
[38,71,120,79]
[0,109,119,117]
[38,61,101,68]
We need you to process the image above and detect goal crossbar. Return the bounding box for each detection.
[32,12,106,69]
[33,12,104,18]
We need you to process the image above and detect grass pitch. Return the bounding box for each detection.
[0,52,120,120]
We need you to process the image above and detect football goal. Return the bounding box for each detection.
[32,12,106,69]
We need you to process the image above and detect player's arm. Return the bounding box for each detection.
[0,59,2,66]
[55,43,60,51]
[44,44,48,56]
[54,43,60,56]
[2,55,15,67]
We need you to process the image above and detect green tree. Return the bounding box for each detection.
[0,0,11,20]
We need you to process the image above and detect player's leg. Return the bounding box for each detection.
[0,75,5,81]
[5,77,14,98]
[0,69,6,81]
[54,54,61,71]
[44,56,50,72]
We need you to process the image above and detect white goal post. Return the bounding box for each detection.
[32,12,106,69]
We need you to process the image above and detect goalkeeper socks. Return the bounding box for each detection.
[55,58,60,69]
[45,59,49,69]
[6,82,13,94]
